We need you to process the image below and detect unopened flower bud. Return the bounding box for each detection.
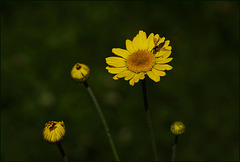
[71,63,90,82]
[170,121,185,135]
[43,121,65,144]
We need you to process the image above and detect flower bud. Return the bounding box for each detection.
[43,121,65,144]
[71,63,90,82]
[170,121,185,135]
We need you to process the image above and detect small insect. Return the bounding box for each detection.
[152,42,165,54]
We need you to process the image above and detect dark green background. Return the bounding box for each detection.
[1,1,239,161]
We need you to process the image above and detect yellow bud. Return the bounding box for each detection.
[71,63,90,82]
[170,121,185,135]
[43,121,65,144]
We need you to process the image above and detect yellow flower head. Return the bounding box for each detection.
[170,121,185,135]
[43,121,65,144]
[71,63,90,82]
[105,30,173,86]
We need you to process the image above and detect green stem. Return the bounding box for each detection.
[57,142,68,161]
[171,135,179,161]
[83,81,120,161]
[141,79,159,161]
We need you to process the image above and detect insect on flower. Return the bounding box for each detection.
[152,42,165,54]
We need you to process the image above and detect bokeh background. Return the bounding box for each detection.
[1,1,239,161]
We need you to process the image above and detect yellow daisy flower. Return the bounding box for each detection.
[43,121,65,144]
[106,30,173,86]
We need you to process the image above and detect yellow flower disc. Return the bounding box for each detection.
[71,63,90,82]
[170,121,185,135]
[105,30,173,86]
[43,121,65,144]
[126,50,155,73]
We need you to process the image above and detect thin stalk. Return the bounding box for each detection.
[141,79,159,161]
[171,135,179,161]
[57,142,68,161]
[83,81,120,161]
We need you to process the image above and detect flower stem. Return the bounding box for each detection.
[141,79,159,161]
[57,142,68,161]
[83,81,120,161]
[171,135,179,161]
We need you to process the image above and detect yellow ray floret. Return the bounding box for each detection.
[105,30,173,86]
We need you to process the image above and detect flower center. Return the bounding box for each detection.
[126,50,155,73]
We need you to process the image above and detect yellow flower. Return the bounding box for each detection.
[105,30,173,86]
[170,121,185,135]
[43,121,65,144]
[71,63,90,82]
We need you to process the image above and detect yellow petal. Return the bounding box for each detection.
[81,68,89,77]
[112,48,130,59]
[126,39,136,53]
[163,40,170,47]
[156,58,173,63]
[164,46,172,51]
[138,72,145,80]
[154,34,160,45]
[154,64,173,70]
[106,66,127,74]
[71,70,83,79]
[147,33,155,52]
[162,51,171,59]
[113,76,118,80]
[106,57,126,67]
[138,30,148,50]
[152,68,166,76]
[113,70,131,80]
[158,37,165,45]
[132,34,140,51]
[124,71,135,80]
[147,71,160,82]
[154,35,165,46]
[129,74,140,86]
[155,50,171,57]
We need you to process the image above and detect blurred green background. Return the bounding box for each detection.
[1,1,239,161]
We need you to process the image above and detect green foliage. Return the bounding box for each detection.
[1,1,239,161]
